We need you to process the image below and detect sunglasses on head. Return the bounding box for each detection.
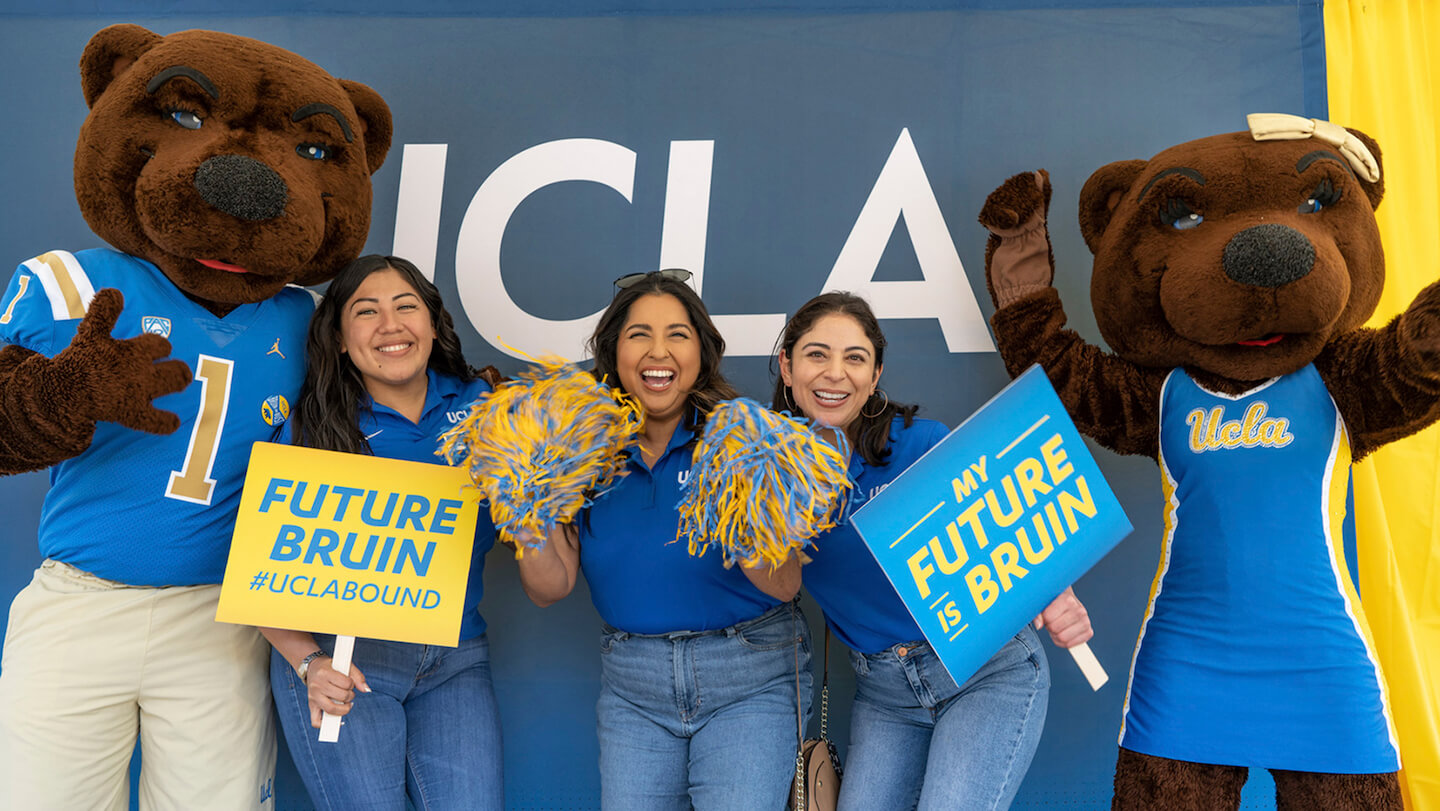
[612,268,694,289]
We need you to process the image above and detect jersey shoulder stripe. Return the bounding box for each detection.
[21,250,94,321]
[285,283,323,308]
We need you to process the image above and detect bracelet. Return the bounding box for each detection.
[296,649,328,683]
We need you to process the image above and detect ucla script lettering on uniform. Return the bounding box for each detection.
[1185,402,1295,453]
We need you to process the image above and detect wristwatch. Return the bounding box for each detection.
[296,649,328,683]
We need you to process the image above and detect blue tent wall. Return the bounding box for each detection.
[0,3,1324,808]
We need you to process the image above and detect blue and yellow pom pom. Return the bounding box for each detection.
[676,398,852,570]
[441,356,642,556]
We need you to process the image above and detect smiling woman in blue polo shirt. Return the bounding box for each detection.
[259,255,504,811]
[774,292,1093,811]
[517,270,810,810]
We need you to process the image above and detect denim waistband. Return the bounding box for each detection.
[601,598,799,642]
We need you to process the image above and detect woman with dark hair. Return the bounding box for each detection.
[774,291,1092,811]
[260,255,504,810]
[516,269,811,810]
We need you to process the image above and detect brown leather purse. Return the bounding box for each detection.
[791,629,841,811]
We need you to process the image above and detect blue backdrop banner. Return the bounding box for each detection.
[0,3,1322,808]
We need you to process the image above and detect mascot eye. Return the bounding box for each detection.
[297,143,331,161]
[1299,178,1341,214]
[168,110,203,130]
[1161,199,1204,230]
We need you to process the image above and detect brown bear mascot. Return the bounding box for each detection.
[978,114,1440,810]
[0,25,390,809]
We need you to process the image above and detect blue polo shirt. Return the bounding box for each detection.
[803,415,951,654]
[279,368,496,640]
[578,418,782,634]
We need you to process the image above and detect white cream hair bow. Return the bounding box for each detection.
[1247,113,1381,183]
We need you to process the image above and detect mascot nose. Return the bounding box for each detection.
[194,155,289,221]
[1222,224,1316,288]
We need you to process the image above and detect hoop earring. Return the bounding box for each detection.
[860,389,889,419]
[782,386,798,414]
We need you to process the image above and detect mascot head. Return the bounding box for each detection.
[1078,114,1384,382]
[74,24,392,306]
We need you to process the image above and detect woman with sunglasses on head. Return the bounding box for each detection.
[259,255,505,810]
[775,291,1092,811]
[516,268,811,810]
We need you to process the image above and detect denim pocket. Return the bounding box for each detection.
[848,647,871,677]
[734,611,800,652]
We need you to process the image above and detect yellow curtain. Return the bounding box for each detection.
[1325,2,1440,808]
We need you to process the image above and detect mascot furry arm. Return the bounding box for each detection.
[0,291,190,474]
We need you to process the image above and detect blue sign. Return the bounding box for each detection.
[850,365,1133,686]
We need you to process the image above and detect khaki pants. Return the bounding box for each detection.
[0,560,275,810]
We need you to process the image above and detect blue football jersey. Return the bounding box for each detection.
[0,248,315,586]
[1120,365,1399,773]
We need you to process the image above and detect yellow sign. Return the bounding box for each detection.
[217,442,480,646]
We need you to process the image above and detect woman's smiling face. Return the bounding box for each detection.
[339,267,435,399]
[615,293,701,424]
[780,312,881,433]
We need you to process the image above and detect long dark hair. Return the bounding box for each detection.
[587,271,738,431]
[771,291,918,466]
[288,254,491,454]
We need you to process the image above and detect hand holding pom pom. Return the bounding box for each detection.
[677,397,852,570]
[440,356,642,556]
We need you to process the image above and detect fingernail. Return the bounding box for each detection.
[361,685,372,693]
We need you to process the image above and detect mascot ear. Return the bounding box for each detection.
[341,79,393,175]
[80,24,162,109]
[1078,159,1146,255]
[1348,127,1385,210]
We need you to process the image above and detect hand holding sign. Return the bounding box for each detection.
[306,637,370,732]
[317,636,359,742]
[849,366,1131,692]
[1034,586,1108,691]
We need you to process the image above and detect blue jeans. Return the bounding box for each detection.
[839,626,1049,811]
[597,601,812,810]
[271,633,503,811]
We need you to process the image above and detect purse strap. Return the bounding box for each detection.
[793,620,806,809]
[818,626,830,741]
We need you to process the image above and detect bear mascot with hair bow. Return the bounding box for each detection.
[0,25,390,808]
[978,114,1440,810]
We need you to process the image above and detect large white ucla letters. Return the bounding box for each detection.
[823,129,994,353]
[390,129,994,359]
[454,139,636,360]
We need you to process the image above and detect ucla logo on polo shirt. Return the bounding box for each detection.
[261,394,290,427]
[141,315,171,338]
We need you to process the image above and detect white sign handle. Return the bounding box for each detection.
[1067,641,1108,691]
[318,635,356,743]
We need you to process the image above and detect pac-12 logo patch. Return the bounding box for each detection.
[141,316,172,338]
[261,394,290,427]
